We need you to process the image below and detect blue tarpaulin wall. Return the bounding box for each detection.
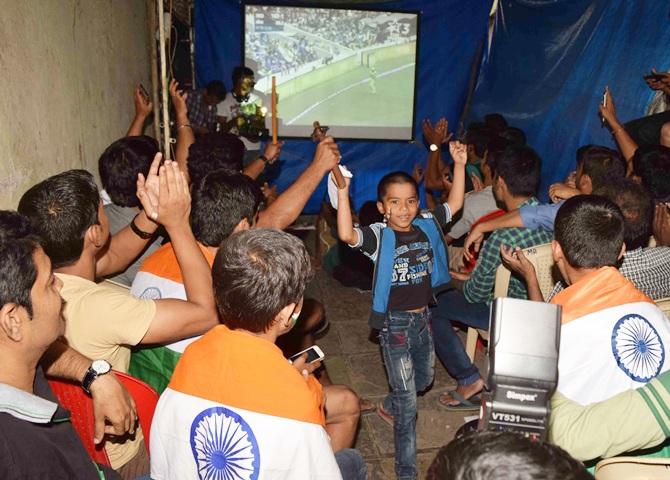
[469,0,670,201]
[195,0,491,213]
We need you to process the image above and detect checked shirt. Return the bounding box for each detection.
[548,246,670,301]
[463,197,553,304]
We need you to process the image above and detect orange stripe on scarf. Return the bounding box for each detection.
[551,267,653,324]
[138,242,215,284]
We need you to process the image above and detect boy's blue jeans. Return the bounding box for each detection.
[379,309,435,480]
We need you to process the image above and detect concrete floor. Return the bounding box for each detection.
[309,269,487,479]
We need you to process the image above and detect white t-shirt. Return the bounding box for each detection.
[217,93,262,151]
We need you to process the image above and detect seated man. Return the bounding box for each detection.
[550,196,670,404]
[151,229,363,479]
[546,178,670,300]
[505,196,670,405]
[432,145,553,409]
[0,211,120,479]
[130,138,341,393]
[18,159,218,472]
[99,135,162,286]
[464,145,626,253]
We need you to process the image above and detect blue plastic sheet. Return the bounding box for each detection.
[195,0,491,213]
[469,0,670,201]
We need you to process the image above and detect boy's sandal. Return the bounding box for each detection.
[438,390,481,411]
[377,401,394,427]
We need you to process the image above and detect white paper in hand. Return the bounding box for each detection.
[327,165,353,210]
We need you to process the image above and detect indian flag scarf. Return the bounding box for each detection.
[129,243,215,393]
[150,325,342,480]
[552,267,670,405]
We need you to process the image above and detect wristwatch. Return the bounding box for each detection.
[429,143,439,152]
[82,359,112,395]
[259,154,270,164]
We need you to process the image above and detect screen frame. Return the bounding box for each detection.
[240,1,421,142]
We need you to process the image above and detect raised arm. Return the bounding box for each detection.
[256,137,340,229]
[170,80,195,183]
[126,85,153,137]
[243,141,283,180]
[445,141,467,215]
[336,176,359,245]
[41,340,137,444]
[95,155,162,277]
[463,210,525,261]
[423,118,450,190]
[137,160,217,343]
[600,87,638,172]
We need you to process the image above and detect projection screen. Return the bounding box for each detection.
[243,4,419,140]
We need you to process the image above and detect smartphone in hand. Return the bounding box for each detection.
[139,83,151,103]
[289,345,325,364]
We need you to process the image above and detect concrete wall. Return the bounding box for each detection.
[0,0,151,209]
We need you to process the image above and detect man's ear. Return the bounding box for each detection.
[376,201,385,216]
[85,224,105,249]
[0,304,24,342]
[233,218,250,233]
[618,242,626,260]
[551,239,564,264]
[274,303,297,331]
[579,174,593,194]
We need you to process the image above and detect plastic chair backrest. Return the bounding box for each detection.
[493,243,556,300]
[657,297,670,318]
[47,378,110,465]
[115,371,159,452]
[595,456,670,479]
[48,371,159,464]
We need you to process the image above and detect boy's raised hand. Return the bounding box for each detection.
[449,140,467,166]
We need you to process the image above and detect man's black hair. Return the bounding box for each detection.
[426,430,591,480]
[575,145,625,191]
[98,135,158,208]
[462,124,492,158]
[595,178,654,251]
[500,126,527,146]
[232,66,255,87]
[632,144,670,202]
[484,136,511,178]
[377,171,419,202]
[555,195,624,269]
[495,145,541,197]
[205,80,226,102]
[187,133,245,187]
[0,211,42,317]
[190,170,264,247]
[18,170,100,269]
[212,229,312,333]
[484,113,508,135]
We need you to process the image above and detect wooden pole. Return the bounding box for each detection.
[157,0,171,160]
[271,76,278,145]
[147,0,161,142]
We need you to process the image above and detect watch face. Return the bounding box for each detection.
[92,359,111,374]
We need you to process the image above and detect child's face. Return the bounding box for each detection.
[377,182,419,232]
